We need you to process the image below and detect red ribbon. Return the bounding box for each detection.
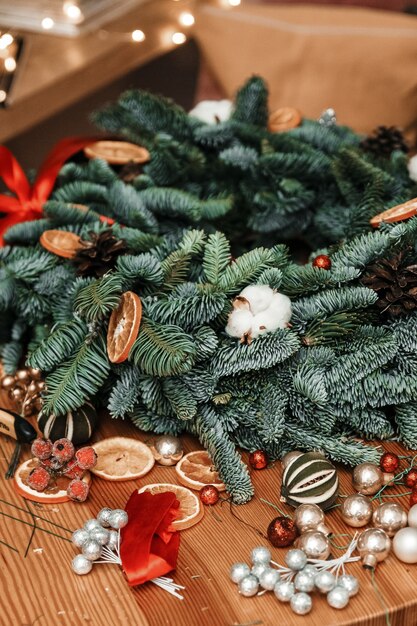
[0,136,111,245]
[120,491,181,586]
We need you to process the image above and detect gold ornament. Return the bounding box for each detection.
[352,462,393,496]
[357,528,391,569]
[27,381,38,395]
[340,494,373,527]
[10,387,24,401]
[1,375,16,390]
[28,368,42,380]
[15,369,30,384]
[372,502,407,537]
[294,503,330,535]
[295,531,331,560]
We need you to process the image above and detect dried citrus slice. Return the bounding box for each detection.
[138,483,204,530]
[370,198,417,228]
[175,450,226,492]
[91,437,154,481]
[269,107,302,132]
[84,141,150,165]
[39,229,82,259]
[14,459,91,503]
[107,291,142,363]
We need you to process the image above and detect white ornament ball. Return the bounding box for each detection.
[338,574,360,597]
[251,563,268,580]
[285,548,307,571]
[327,585,350,609]
[109,509,128,530]
[294,570,315,593]
[230,562,250,584]
[97,507,113,527]
[290,592,312,615]
[107,529,119,551]
[251,545,271,565]
[84,518,102,533]
[315,570,336,593]
[393,527,417,563]
[274,580,295,602]
[189,99,233,125]
[72,528,90,548]
[82,539,102,561]
[408,154,417,183]
[89,527,110,546]
[238,574,259,597]
[72,554,93,576]
[259,567,280,590]
[408,504,417,528]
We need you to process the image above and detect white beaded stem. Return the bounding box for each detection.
[307,533,360,579]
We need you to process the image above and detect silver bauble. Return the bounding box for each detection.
[238,574,259,597]
[315,570,336,593]
[251,545,271,565]
[153,435,183,466]
[285,549,307,571]
[393,527,417,564]
[327,585,350,609]
[89,527,110,546]
[72,554,93,575]
[251,563,267,580]
[82,539,102,561]
[340,494,373,527]
[107,529,119,551]
[97,507,113,527]
[352,463,389,496]
[338,574,359,597]
[72,528,90,548]
[294,503,330,535]
[84,518,102,533]
[230,562,250,584]
[357,528,391,569]
[109,509,128,530]
[274,580,295,602]
[259,567,280,590]
[281,451,302,470]
[290,592,312,615]
[372,502,407,537]
[302,564,318,577]
[294,570,315,593]
[295,531,331,560]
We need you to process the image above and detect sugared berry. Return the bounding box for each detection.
[31,438,53,460]
[75,447,97,470]
[52,438,75,463]
[67,479,89,502]
[64,458,84,480]
[27,466,50,492]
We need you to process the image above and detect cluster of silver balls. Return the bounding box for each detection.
[71,507,128,576]
[230,546,359,615]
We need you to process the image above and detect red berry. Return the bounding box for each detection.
[75,446,97,470]
[380,452,400,474]
[63,458,84,480]
[405,468,417,489]
[67,479,89,502]
[312,254,332,271]
[52,438,75,463]
[249,450,268,470]
[27,466,50,492]
[31,438,53,460]
[200,485,220,506]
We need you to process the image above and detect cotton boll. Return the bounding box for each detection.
[226,309,253,339]
[408,155,417,183]
[269,292,292,327]
[251,292,292,338]
[232,296,251,311]
[189,100,233,125]
[239,285,274,315]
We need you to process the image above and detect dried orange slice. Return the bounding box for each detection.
[84,141,150,165]
[107,291,142,363]
[175,450,226,492]
[14,459,91,503]
[138,483,204,530]
[370,198,417,228]
[39,229,82,259]
[269,107,302,132]
[91,436,154,481]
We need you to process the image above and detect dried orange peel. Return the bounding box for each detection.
[370,198,417,227]
[91,437,154,481]
[40,229,82,259]
[84,140,150,165]
[269,107,302,132]
[14,459,91,503]
[138,483,204,530]
[175,450,226,492]
[107,291,142,363]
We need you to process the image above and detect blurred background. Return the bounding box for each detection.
[0,0,416,168]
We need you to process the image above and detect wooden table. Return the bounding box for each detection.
[1,407,417,626]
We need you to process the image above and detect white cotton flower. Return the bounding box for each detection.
[225,309,253,339]
[408,155,417,183]
[189,99,233,125]
[239,285,274,315]
[250,293,292,339]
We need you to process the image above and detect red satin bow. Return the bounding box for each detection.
[120,491,181,587]
[0,136,99,245]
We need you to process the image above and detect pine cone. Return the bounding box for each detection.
[73,230,127,277]
[361,125,409,157]
[361,248,417,316]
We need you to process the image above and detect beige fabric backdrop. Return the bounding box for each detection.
[195,3,417,143]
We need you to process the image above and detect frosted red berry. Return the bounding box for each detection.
[64,458,84,480]
[31,438,53,460]
[75,447,97,470]
[27,466,50,492]
[200,485,220,506]
[380,452,400,474]
[52,438,75,463]
[249,450,268,470]
[312,254,332,270]
[67,479,89,502]
[405,468,417,489]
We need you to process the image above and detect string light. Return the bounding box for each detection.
[41,17,55,30]
[63,2,83,22]
[172,32,187,45]
[0,34,13,49]
[179,12,195,27]
[4,57,16,72]
[0,90,6,103]
[131,29,145,42]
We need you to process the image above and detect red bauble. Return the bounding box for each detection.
[410,488,417,507]
[249,450,268,470]
[380,452,400,474]
[312,255,332,270]
[405,468,417,489]
[267,516,298,548]
[200,485,220,506]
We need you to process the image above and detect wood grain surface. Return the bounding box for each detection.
[1,395,417,626]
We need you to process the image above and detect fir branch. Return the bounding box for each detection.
[27,319,88,373]
[74,274,122,321]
